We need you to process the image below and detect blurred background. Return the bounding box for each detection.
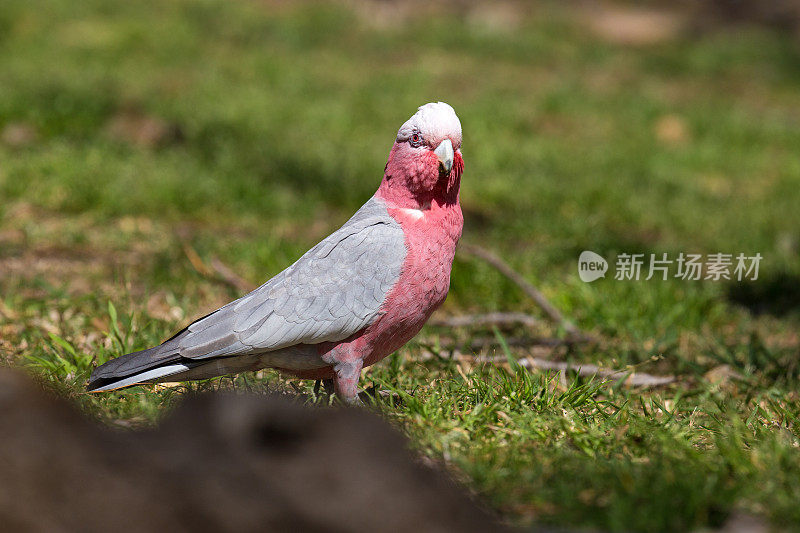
[1,0,800,531]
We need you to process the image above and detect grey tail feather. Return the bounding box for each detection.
[87,362,197,393]
[87,308,230,393]
[87,335,189,392]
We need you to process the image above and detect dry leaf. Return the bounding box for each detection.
[1,122,38,148]
[588,7,684,46]
[655,114,690,145]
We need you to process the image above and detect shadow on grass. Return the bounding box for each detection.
[726,271,800,317]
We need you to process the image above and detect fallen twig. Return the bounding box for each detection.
[182,243,213,278]
[210,257,256,293]
[461,335,587,350]
[183,243,256,293]
[482,355,675,387]
[429,312,541,329]
[458,243,586,338]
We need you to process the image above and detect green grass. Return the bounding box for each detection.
[1,1,800,530]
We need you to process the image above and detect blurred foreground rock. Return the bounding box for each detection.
[0,369,510,532]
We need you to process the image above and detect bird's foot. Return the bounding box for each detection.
[313,378,336,403]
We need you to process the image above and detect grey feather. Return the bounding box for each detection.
[178,196,405,359]
[89,363,194,392]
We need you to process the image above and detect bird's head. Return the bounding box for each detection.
[378,102,464,209]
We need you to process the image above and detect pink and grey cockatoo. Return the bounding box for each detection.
[88,102,464,403]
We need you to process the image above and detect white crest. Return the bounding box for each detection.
[397,102,462,147]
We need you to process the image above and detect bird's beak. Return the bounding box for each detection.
[434,139,454,174]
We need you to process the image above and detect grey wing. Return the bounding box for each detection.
[177,197,406,360]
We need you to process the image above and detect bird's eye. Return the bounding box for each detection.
[410,133,422,146]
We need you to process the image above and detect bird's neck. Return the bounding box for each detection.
[376,150,463,210]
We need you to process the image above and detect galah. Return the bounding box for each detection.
[88,102,464,403]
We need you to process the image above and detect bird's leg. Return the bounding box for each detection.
[333,360,363,405]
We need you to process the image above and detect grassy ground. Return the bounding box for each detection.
[2,1,800,531]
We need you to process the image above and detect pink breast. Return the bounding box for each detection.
[358,200,463,367]
[283,199,463,379]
